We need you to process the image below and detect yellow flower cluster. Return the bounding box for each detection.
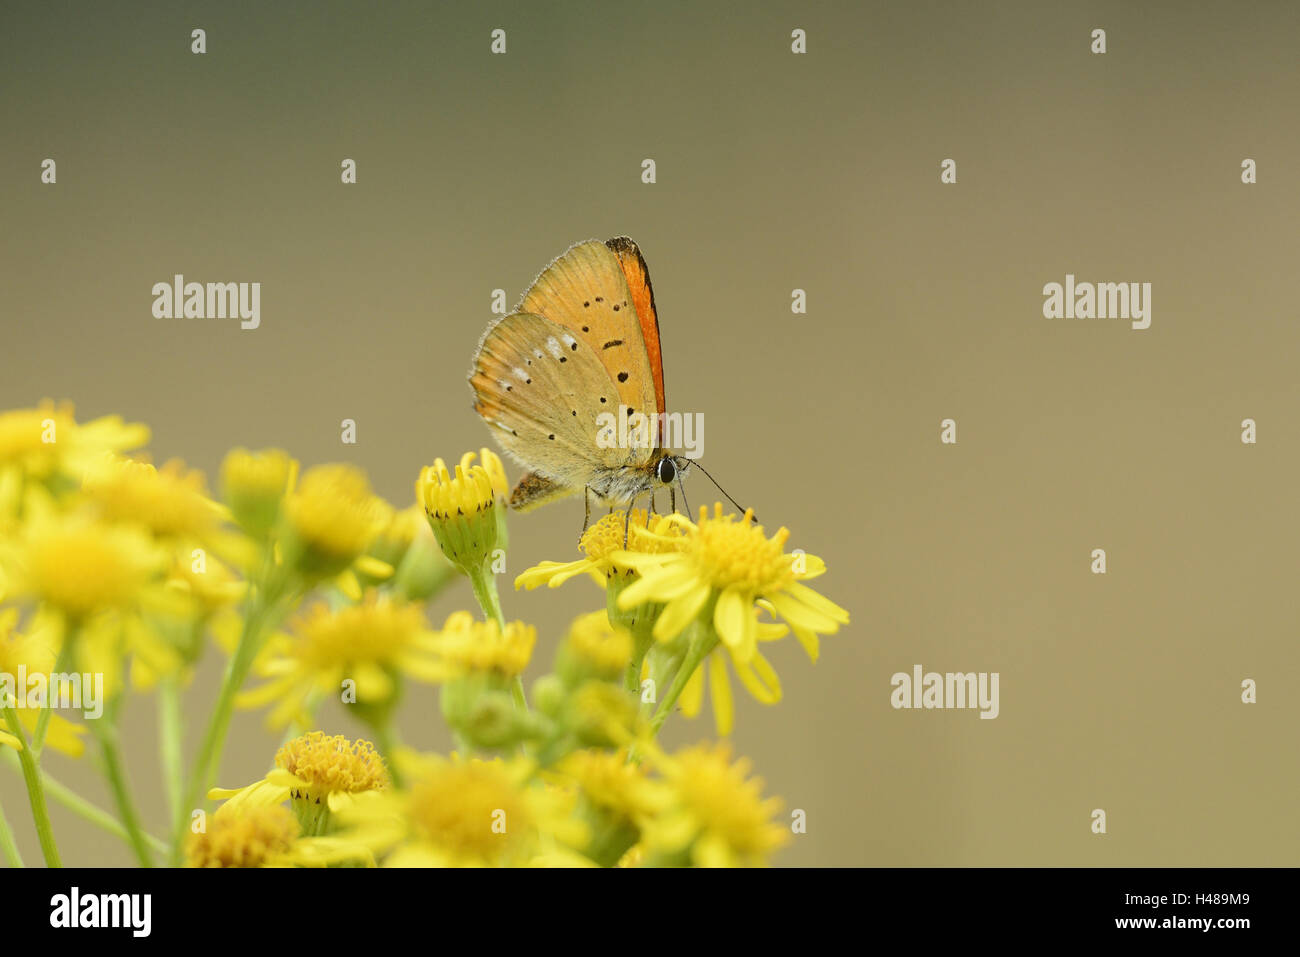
[0,402,848,869]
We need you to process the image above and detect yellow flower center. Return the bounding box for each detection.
[283,464,382,561]
[290,597,427,671]
[685,506,794,594]
[84,455,221,540]
[434,613,535,677]
[275,731,389,800]
[187,805,298,868]
[580,510,683,565]
[669,744,787,858]
[26,520,158,617]
[409,760,529,862]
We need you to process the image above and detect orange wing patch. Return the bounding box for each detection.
[605,237,665,422]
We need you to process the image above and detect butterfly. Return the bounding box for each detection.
[469,237,692,530]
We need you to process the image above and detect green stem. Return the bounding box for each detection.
[650,630,717,736]
[0,705,59,867]
[0,797,23,867]
[158,677,184,835]
[32,624,77,756]
[469,564,506,630]
[4,752,169,857]
[469,566,529,714]
[172,566,288,863]
[91,718,154,867]
[373,722,405,789]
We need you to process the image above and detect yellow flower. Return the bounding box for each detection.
[676,601,788,736]
[166,550,246,619]
[237,593,441,727]
[554,749,666,820]
[557,611,632,683]
[429,611,535,680]
[548,748,668,865]
[616,504,849,663]
[82,454,226,544]
[281,463,386,583]
[337,753,585,867]
[514,509,684,591]
[640,742,788,867]
[417,449,508,574]
[0,400,148,484]
[0,609,86,757]
[186,803,372,868]
[3,508,165,620]
[210,731,390,834]
[220,447,298,537]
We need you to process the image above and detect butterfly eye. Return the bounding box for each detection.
[656,457,676,485]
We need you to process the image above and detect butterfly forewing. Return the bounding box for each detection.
[518,240,661,431]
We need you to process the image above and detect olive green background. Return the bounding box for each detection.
[2,0,1297,867]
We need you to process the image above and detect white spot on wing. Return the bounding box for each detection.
[545,336,563,359]
[560,333,577,350]
[513,367,528,381]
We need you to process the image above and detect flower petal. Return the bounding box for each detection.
[767,589,843,635]
[651,583,710,642]
[708,652,734,736]
[783,580,850,625]
[679,661,705,718]
[732,649,783,705]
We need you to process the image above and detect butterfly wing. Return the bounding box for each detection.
[604,237,666,428]
[517,239,664,450]
[470,311,632,489]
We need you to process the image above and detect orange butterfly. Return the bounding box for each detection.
[469,237,690,529]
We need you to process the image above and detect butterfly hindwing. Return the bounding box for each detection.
[470,311,641,488]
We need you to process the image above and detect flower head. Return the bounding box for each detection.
[556,611,632,685]
[417,449,508,575]
[4,508,165,621]
[281,463,385,582]
[0,400,148,485]
[617,504,849,663]
[640,742,788,867]
[429,611,535,680]
[220,447,298,538]
[338,754,584,867]
[186,802,372,868]
[210,731,390,834]
[82,454,225,544]
[549,748,668,865]
[237,593,440,727]
[0,608,86,757]
[515,509,684,591]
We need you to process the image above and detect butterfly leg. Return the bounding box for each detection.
[622,493,641,549]
[580,485,594,541]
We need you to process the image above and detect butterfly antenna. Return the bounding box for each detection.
[689,460,754,522]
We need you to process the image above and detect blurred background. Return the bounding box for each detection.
[2,0,1297,866]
